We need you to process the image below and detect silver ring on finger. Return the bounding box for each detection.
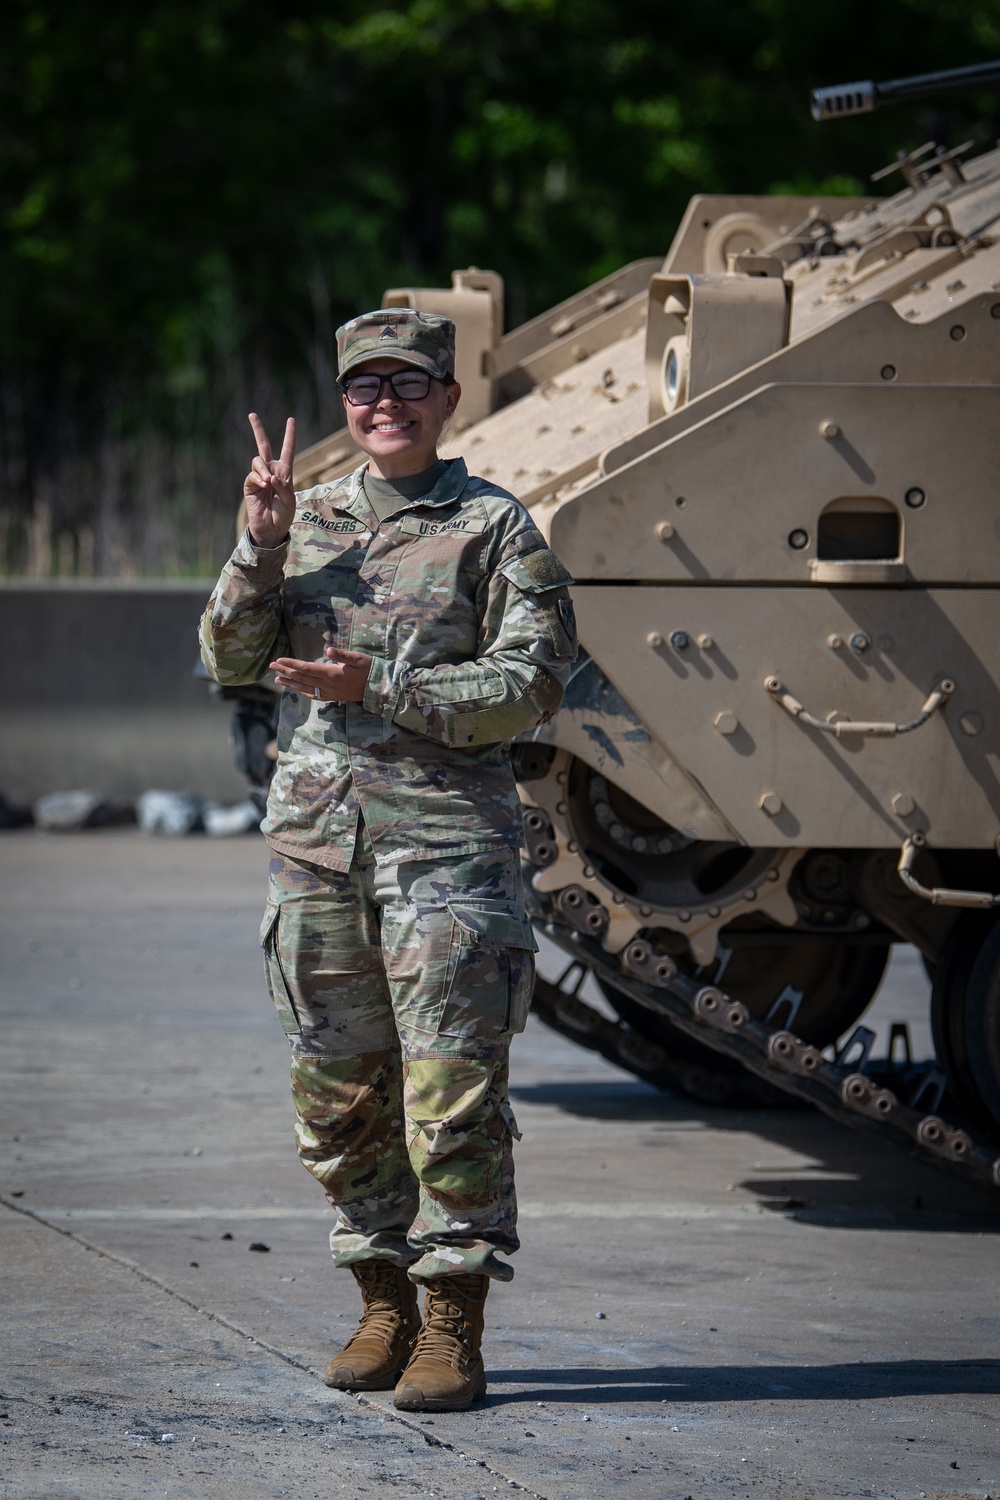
[313,686,322,701]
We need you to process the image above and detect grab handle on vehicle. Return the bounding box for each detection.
[765,676,954,738]
[898,832,1000,909]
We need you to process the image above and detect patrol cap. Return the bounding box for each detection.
[336,309,456,381]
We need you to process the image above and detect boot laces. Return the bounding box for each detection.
[344,1265,413,1348]
[411,1297,474,1363]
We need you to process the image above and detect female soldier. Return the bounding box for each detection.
[201,309,577,1412]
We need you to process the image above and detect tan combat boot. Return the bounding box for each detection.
[324,1261,421,1391]
[394,1273,489,1411]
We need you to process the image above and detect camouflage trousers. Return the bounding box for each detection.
[260,829,536,1283]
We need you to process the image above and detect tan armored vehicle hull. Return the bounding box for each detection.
[295,146,1000,1181]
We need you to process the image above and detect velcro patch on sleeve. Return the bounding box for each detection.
[498,549,574,593]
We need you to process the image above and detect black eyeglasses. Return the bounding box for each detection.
[339,370,441,406]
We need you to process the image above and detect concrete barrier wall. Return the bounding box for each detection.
[0,581,249,804]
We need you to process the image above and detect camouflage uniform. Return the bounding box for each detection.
[201,315,576,1279]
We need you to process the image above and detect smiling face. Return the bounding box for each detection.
[342,357,462,479]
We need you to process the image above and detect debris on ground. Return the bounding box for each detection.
[19,788,261,837]
[136,790,261,836]
[33,790,114,831]
[202,798,262,837]
[136,790,204,836]
[0,789,32,829]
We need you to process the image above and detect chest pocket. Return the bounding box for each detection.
[498,549,577,659]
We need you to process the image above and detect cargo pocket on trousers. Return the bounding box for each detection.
[441,902,538,1041]
[259,900,301,1038]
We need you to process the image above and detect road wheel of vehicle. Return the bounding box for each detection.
[683,933,890,1047]
[929,913,996,1135]
[531,971,792,1107]
[590,936,889,1109]
[592,980,792,1107]
[940,915,1000,1139]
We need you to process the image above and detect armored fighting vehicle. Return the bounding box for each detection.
[281,67,1000,1189]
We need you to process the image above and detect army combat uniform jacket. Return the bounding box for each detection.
[200,457,577,871]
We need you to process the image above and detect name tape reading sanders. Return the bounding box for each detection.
[296,511,367,534]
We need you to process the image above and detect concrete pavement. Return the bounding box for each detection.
[2,829,998,1499]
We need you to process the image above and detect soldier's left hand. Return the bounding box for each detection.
[269,646,373,703]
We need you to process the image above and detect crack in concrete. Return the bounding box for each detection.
[0,1194,550,1499]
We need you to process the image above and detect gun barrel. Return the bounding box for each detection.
[811,60,1000,122]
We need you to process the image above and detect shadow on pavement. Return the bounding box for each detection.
[510,1078,723,1122]
[484,1359,1000,1406]
[509,1078,1000,1232]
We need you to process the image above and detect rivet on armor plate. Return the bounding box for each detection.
[904,487,926,509]
[949,324,966,341]
[827,633,843,649]
[850,632,871,654]
[758,791,783,816]
[890,791,915,817]
[696,633,714,650]
[556,801,567,814]
[670,630,691,651]
[819,420,840,440]
[714,710,739,736]
[960,713,983,736]
[655,521,675,542]
[880,364,896,381]
[646,631,664,649]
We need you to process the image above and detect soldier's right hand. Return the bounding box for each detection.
[244,413,296,548]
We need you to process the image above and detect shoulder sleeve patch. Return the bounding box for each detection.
[499,549,574,593]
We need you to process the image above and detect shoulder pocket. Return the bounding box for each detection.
[498,550,577,660]
[498,550,574,594]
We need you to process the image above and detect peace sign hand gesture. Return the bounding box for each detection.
[244,413,297,548]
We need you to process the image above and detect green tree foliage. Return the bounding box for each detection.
[2,0,999,573]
